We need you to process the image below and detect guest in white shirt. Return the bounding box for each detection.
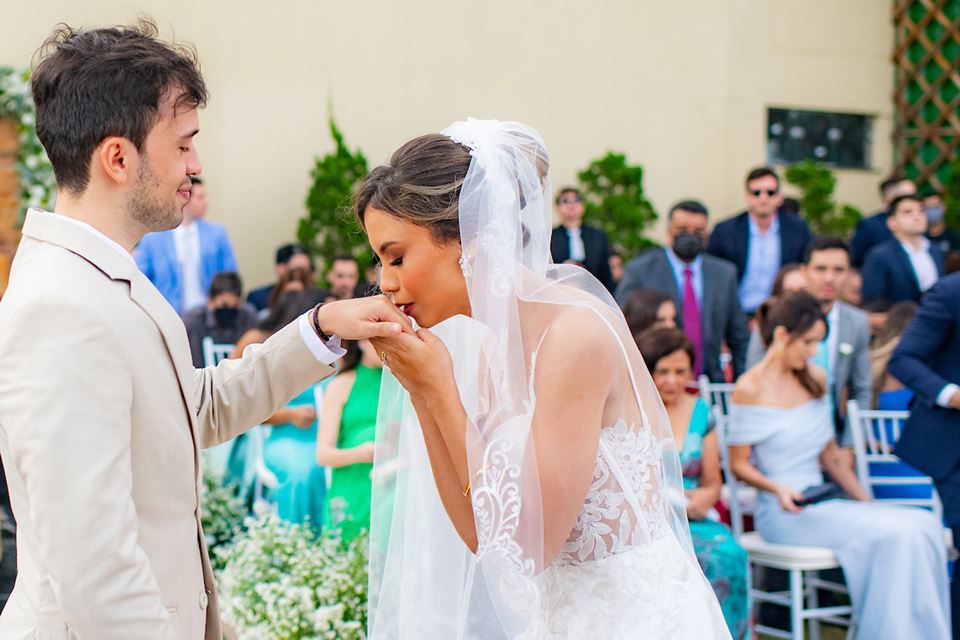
[549,187,614,291]
[862,194,945,306]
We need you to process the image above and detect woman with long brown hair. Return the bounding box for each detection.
[728,291,948,639]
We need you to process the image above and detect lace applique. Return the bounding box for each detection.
[556,420,672,566]
[473,431,538,608]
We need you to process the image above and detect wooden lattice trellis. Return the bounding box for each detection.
[0,119,18,296]
[892,0,960,191]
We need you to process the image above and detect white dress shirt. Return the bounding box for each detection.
[900,237,939,293]
[173,222,206,311]
[567,226,586,263]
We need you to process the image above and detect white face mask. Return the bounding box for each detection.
[926,205,945,224]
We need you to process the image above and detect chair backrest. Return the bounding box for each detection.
[202,336,235,367]
[846,400,941,516]
[712,407,747,538]
[698,374,736,420]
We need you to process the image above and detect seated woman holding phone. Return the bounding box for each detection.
[728,291,949,639]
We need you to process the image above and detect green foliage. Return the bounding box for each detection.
[0,67,56,221]
[576,152,658,256]
[216,509,368,640]
[784,160,862,237]
[299,115,371,275]
[944,158,960,230]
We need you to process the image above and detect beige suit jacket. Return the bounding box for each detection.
[0,211,336,639]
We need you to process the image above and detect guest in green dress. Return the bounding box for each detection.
[317,338,383,540]
[637,327,750,640]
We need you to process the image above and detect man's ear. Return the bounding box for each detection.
[95,136,135,186]
[885,215,896,232]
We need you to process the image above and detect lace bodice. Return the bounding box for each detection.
[556,420,675,566]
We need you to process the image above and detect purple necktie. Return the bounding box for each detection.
[683,266,703,376]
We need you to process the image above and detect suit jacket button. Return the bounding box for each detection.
[200,591,209,609]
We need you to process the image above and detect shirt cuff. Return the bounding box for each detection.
[937,383,960,408]
[297,312,346,366]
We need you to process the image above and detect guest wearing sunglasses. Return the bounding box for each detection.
[707,166,812,316]
[549,186,615,291]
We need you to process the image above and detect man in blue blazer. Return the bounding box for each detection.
[889,272,960,637]
[135,177,238,314]
[861,194,944,307]
[849,174,916,268]
[706,167,812,315]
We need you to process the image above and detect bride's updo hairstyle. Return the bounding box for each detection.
[354,128,549,247]
[353,134,472,245]
[756,290,828,398]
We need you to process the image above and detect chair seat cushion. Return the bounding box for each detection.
[739,531,841,571]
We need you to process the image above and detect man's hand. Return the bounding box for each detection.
[950,389,960,410]
[314,295,414,341]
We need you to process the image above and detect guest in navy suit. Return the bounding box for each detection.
[849,174,916,268]
[861,194,944,306]
[706,167,812,314]
[889,272,960,638]
[549,187,614,291]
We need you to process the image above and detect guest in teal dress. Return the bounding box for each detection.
[637,327,750,639]
[228,289,329,526]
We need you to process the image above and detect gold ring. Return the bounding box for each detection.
[381,351,388,365]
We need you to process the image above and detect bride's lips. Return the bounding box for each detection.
[398,303,415,317]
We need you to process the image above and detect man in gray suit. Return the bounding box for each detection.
[746,236,872,442]
[616,200,749,382]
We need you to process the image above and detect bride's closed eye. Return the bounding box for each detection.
[390,257,403,267]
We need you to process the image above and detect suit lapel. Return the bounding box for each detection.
[21,211,201,475]
[832,303,853,395]
[894,243,922,295]
[653,250,682,311]
[735,215,749,276]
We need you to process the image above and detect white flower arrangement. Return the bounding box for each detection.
[215,506,368,640]
[0,67,56,220]
[199,466,248,571]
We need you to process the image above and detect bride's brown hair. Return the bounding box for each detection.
[353,134,471,245]
[756,290,828,398]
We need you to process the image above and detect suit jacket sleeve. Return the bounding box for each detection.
[745,326,765,369]
[192,318,337,448]
[848,314,874,409]
[850,218,871,268]
[860,246,887,304]
[888,279,957,404]
[597,231,614,292]
[724,274,750,377]
[0,296,176,639]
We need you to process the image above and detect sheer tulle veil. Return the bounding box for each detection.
[367,119,698,638]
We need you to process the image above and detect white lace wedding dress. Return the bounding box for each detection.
[517,419,731,639]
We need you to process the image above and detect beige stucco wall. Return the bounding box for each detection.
[1,0,894,287]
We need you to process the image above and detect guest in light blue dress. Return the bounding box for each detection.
[728,291,949,639]
[637,328,749,639]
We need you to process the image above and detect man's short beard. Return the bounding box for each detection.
[126,156,182,232]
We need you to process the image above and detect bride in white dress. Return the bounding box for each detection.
[358,119,730,639]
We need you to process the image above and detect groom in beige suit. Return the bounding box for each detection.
[0,22,408,640]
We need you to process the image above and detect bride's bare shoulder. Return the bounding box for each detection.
[538,304,620,363]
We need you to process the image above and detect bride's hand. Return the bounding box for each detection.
[370,328,456,400]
